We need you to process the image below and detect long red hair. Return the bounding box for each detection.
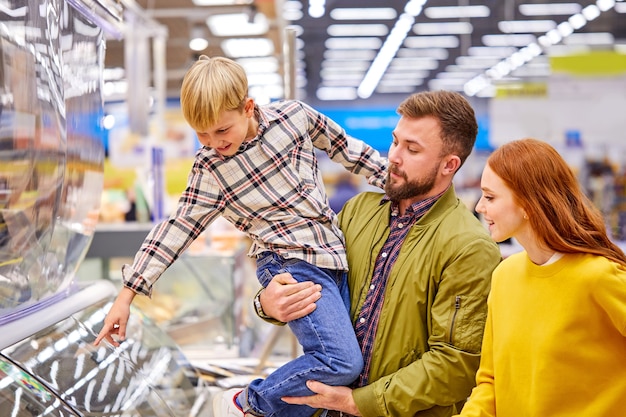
[487,138,626,267]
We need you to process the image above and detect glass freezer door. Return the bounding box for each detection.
[1,281,212,416]
[0,358,79,416]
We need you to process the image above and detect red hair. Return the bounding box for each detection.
[487,138,626,267]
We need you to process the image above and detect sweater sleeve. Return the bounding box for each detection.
[455,292,497,417]
[590,261,626,336]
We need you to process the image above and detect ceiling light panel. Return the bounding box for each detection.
[207,13,269,37]
[322,60,371,71]
[330,7,397,20]
[404,35,459,48]
[325,37,382,49]
[388,57,439,70]
[563,32,615,45]
[316,87,357,101]
[482,34,538,47]
[327,24,389,37]
[221,38,274,57]
[518,3,582,16]
[323,49,377,60]
[424,5,490,19]
[413,22,473,35]
[468,46,518,57]
[396,47,449,60]
[382,70,430,80]
[498,20,557,33]
[192,0,252,4]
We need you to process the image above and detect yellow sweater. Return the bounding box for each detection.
[458,251,626,417]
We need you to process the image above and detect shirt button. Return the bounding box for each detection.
[398,223,404,228]
[370,284,375,290]
[359,318,366,324]
[381,252,387,258]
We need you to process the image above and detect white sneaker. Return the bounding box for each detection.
[213,388,244,416]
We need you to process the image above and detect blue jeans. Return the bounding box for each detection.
[242,252,363,417]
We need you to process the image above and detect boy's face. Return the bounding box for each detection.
[195,98,256,157]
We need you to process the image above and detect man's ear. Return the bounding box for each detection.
[442,154,461,175]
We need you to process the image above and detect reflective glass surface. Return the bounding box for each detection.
[1,296,210,416]
[0,0,105,313]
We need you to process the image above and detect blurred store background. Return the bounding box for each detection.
[1,0,626,415]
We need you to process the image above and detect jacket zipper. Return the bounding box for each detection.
[449,295,461,344]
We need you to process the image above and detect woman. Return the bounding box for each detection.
[458,138,626,417]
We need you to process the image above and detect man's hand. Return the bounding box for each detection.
[282,380,361,416]
[93,287,135,346]
[260,272,322,322]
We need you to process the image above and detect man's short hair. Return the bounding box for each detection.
[397,91,478,166]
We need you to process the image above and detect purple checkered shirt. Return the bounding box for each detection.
[122,100,387,296]
[354,191,443,387]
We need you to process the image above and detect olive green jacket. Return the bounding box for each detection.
[339,186,501,417]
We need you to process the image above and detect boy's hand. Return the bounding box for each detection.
[94,287,136,346]
[261,272,322,322]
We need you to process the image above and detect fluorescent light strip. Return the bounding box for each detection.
[468,46,518,57]
[192,0,251,4]
[357,0,429,99]
[324,49,377,60]
[330,7,397,20]
[325,37,382,49]
[424,5,490,19]
[383,70,430,79]
[316,86,357,101]
[404,35,459,48]
[482,34,538,47]
[518,3,582,16]
[376,84,419,93]
[321,71,368,81]
[564,32,614,45]
[322,60,371,70]
[321,79,363,87]
[389,57,439,70]
[308,0,326,18]
[351,0,428,100]
[464,0,617,96]
[327,24,389,37]
[498,20,556,33]
[397,47,449,60]
[413,22,473,35]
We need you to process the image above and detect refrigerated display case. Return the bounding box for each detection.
[0,1,222,415]
[0,280,216,416]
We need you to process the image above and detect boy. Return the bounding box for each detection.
[94,55,387,416]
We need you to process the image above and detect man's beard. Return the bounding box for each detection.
[384,163,438,202]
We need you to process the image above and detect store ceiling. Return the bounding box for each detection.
[104,0,626,108]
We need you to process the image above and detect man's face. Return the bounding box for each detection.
[385,115,446,203]
[194,98,255,157]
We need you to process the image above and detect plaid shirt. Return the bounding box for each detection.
[354,191,443,387]
[123,100,388,296]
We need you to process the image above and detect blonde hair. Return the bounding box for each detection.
[487,138,626,267]
[180,55,248,130]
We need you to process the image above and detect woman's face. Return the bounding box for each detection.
[475,163,528,243]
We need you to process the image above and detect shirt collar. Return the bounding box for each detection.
[380,186,448,218]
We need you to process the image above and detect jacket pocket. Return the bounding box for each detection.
[447,295,487,353]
